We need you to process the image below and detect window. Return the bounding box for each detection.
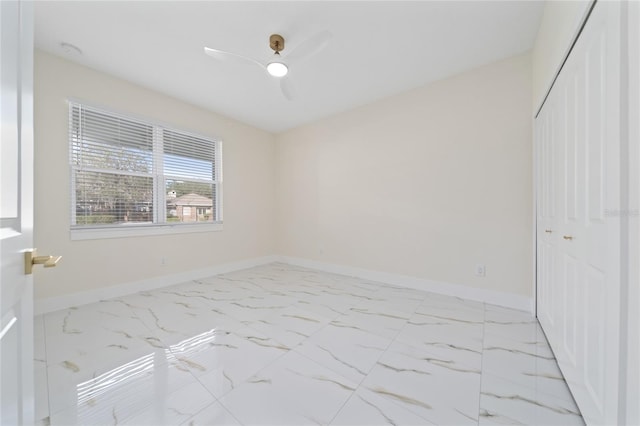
[69,102,222,239]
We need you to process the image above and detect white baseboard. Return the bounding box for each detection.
[35,254,533,315]
[278,256,534,313]
[34,255,280,315]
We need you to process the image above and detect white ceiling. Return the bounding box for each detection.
[35,1,544,133]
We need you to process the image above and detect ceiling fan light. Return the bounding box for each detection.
[267,61,288,77]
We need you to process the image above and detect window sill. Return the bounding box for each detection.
[70,222,223,241]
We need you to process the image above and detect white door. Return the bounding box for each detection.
[1,1,35,424]
[559,2,621,424]
[626,2,640,424]
[536,90,559,334]
[536,1,621,424]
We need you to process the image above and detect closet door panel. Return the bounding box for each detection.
[555,46,583,380]
[536,99,558,337]
[581,27,609,418]
[585,267,606,413]
[585,30,609,273]
[586,31,606,225]
[561,254,580,365]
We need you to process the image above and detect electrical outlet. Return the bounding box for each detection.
[161,257,167,266]
[475,264,486,277]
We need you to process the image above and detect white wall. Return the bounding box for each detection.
[34,50,276,301]
[276,53,533,300]
[532,0,592,112]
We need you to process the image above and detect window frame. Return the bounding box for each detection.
[68,100,223,241]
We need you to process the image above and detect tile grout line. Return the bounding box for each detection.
[38,264,583,425]
[324,283,428,425]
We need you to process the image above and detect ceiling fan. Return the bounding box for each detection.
[204,31,332,101]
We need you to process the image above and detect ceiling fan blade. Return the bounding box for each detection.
[280,77,296,101]
[284,31,332,63]
[204,47,265,69]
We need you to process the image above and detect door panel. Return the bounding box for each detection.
[538,240,554,328]
[0,1,35,424]
[565,77,577,222]
[584,267,606,412]
[562,254,578,365]
[537,88,560,339]
[0,1,19,221]
[586,32,606,223]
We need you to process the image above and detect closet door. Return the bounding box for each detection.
[536,1,621,424]
[536,90,559,337]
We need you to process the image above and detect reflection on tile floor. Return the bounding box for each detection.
[34,263,584,425]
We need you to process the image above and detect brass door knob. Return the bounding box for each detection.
[563,235,573,241]
[25,249,62,275]
[545,229,552,233]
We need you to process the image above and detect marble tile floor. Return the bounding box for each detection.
[34,263,584,425]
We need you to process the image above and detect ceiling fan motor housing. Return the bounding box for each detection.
[269,34,285,53]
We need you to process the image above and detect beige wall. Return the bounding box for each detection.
[532,0,592,112]
[34,50,276,300]
[276,53,533,298]
[35,49,534,303]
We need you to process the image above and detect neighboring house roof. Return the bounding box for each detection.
[167,193,212,207]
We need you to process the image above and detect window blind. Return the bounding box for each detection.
[163,129,218,222]
[163,129,215,180]
[69,102,221,230]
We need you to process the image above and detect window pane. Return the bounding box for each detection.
[163,130,215,181]
[70,105,153,173]
[69,102,221,232]
[165,179,215,223]
[74,170,153,226]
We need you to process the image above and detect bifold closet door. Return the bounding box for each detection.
[536,94,557,335]
[536,1,621,425]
